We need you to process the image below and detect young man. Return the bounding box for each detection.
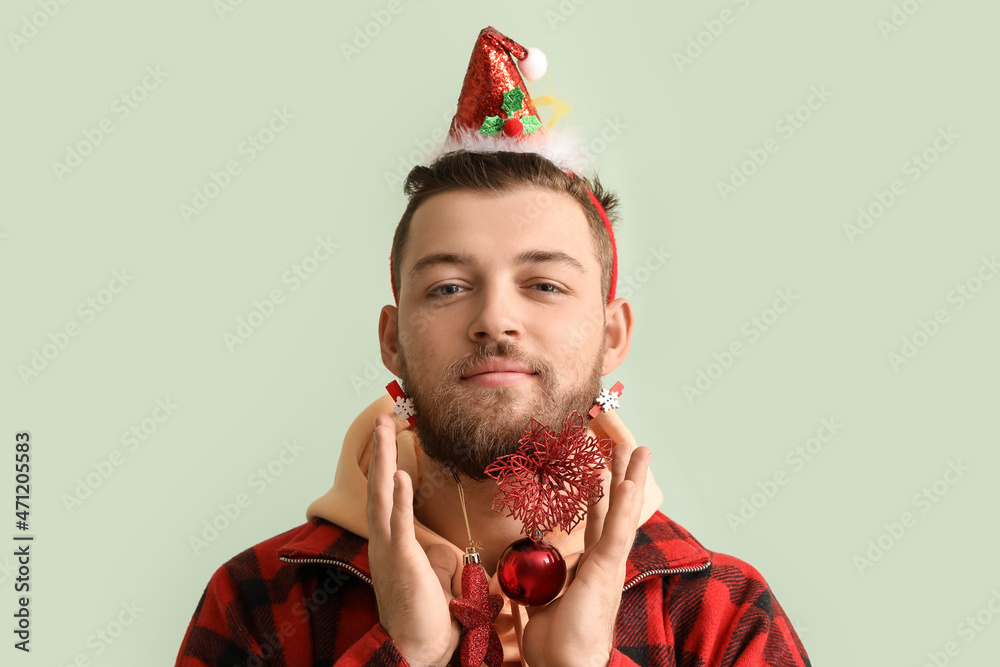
[174,27,811,667]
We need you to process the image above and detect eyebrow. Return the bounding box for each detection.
[408,250,587,280]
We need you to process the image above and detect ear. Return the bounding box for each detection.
[378,304,402,377]
[602,297,634,375]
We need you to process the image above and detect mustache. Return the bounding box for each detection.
[444,340,551,381]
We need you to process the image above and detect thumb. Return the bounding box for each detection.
[426,543,459,598]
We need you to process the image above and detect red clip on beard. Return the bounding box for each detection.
[397,339,604,481]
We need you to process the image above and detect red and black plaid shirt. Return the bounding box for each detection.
[174,511,810,666]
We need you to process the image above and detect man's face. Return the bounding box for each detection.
[383,186,613,480]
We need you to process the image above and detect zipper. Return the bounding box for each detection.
[278,555,711,592]
[621,560,711,591]
[278,556,373,586]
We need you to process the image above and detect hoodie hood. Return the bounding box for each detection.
[301,395,705,666]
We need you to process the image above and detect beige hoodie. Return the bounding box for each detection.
[306,395,663,666]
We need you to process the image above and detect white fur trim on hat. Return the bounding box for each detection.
[430,125,590,174]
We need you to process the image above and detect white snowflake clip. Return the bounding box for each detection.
[385,380,417,426]
[393,396,416,421]
[589,381,624,419]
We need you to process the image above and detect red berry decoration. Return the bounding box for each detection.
[497,537,567,606]
[502,117,523,137]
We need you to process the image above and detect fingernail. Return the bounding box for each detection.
[393,477,399,490]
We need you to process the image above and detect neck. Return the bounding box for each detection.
[413,458,526,576]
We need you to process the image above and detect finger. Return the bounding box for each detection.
[623,446,651,524]
[610,441,632,496]
[586,479,637,578]
[368,415,398,540]
[426,543,459,599]
[584,441,631,555]
[584,466,611,552]
[591,448,651,572]
[591,409,638,450]
[389,469,416,542]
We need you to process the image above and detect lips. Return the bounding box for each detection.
[461,358,536,378]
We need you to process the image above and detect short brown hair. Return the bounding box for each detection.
[391,150,620,303]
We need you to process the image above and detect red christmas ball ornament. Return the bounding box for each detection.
[502,117,523,137]
[496,537,567,606]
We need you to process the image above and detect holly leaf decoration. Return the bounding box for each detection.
[478,115,503,136]
[502,86,525,117]
[520,115,542,135]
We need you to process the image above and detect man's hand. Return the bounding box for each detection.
[367,414,461,666]
[520,442,652,667]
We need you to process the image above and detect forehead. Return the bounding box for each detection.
[404,187,596,266]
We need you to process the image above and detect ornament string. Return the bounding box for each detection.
[456,480,475,548]
[446,463,504,667]
[448,463,478,552]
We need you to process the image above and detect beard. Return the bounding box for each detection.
[398,338,604,481]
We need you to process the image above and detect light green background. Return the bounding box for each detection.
[2,1,998,664]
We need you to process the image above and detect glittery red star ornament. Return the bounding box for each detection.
[484,411,611,536]
[449,561,504,667]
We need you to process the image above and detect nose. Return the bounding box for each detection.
[468,284,522,343]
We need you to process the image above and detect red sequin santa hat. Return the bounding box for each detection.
[389,26,619,305]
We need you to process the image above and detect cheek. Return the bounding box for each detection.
[399,318,459,378]
[551,311,605,357]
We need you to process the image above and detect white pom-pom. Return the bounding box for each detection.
[519,47,547,82]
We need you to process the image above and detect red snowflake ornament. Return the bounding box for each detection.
[484,411,611,536]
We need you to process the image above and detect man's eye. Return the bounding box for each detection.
[429,284,466,297]
[531,283,562,293]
